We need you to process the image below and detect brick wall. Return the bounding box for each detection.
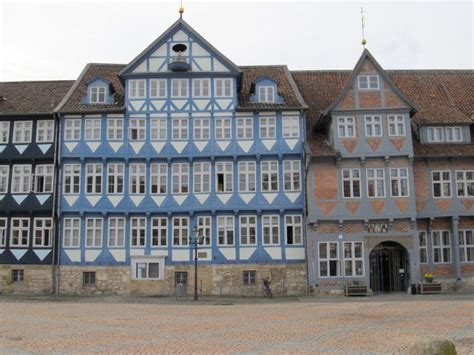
[313,162,338,200]
[393,219,411,233]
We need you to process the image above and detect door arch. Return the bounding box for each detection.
[369,241,410,293]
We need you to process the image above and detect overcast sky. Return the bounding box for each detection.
[0,0,472,81]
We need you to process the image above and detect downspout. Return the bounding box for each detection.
[301,110,311,294]
[51,113,61,294]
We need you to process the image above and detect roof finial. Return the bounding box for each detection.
[361,7,367,48]
[179,0,184,18]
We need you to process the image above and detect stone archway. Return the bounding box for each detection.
[369,241,410,293]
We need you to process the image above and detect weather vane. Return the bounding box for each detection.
[361,7,367,48]
[179,0,184,18]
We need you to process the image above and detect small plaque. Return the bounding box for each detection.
[198,252,207,259]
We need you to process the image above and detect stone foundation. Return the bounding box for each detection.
[58,263,308,296]
[0,265,53,295]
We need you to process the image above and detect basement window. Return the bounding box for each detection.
[243,270,256,286]
[83,272,96,286]
[175,271,188,286]
[12,269,24,283]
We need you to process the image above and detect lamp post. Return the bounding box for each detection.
[192,226,204,301]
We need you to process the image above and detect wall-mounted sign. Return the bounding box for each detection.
[368,222,388,233]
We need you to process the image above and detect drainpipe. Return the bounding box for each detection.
[51,113,61,294]
[451,217,461,289]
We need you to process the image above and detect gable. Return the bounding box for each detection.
[121,19,240,76]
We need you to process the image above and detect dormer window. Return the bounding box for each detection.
[84,77,114,105]
[90,87,106,104]
[258,86,275,103]
[358,75,379,90]
[427,126,464,143]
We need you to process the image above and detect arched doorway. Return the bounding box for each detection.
[369,241,409,293]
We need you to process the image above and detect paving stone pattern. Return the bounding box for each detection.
[0,295,473,354]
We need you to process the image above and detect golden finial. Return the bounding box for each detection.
[361,7,367,47]
[179,0,184,18]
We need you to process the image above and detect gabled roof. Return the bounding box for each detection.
[56,63,125,113]
[238,66,307,110]
[0,80,74,116]
[120,18,241,76]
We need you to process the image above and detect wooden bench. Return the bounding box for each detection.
[345,283,369,296]
[416,283,442,295]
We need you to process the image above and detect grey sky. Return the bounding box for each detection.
[0,0,472,81]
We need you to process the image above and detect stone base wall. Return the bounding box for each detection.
[58,263,307,296]
[0,265,53,295]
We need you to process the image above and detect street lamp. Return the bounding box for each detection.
[191,226,204,301]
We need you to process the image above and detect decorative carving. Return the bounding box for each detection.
[341,139,358,153]
[366,139,381,152]
[368,222,388,233]
[369,199,385,215]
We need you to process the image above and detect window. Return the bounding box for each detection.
[417,231,428,264]
[107,163,124,194]
[0,166,9,193]
[262,215,279,245]
[10,218,30,247]
[175,271,188,285]
[390,168,409,197]
[217,215,234,246]
[243,270,256,286]
[108,217,125,247]
[261,161,278,192]
[192,79,210,97]
[456,171,474,197]
[427,126,464,143]
[237,117,253,140]
[459,230,474,262]
[13,121,32,143]
[432,230,451,263]
[129,118,146,141]
[0,121,10,143]
[90,87,106,103]
[172,217,189,246]
[432,171,451,198]
[85,217,102,248]
[172,163,189,194]
[171,79,188,98]
[197,216,211,245]
[133,260,160,279]
[129,79,146,98]
[238,161,256,193]
[150,117,167,141]
[150,163,167,195]
[215,78,232,97]
[388,115,405,136]
[64,119,81,141]
[36,120,54,143]
[342,169,361,198]
[130,217,146,247]
[319,242,339,277]
[427,127,444,143]
[150,79,167,98]
[12,165,32,193]
[358,75,379,90]
[193,162,210,193]
[215,117,231,140]
[0,218,6,247]
[367,168,385,198]
[365,115,382,137]
[445,126,463,142]
[33,218,52,247]
[259,116,276,139]
[216,161,233,193]
[343,242,364,276]
[151,217,167,246]
[285,215,302,245]
[12,269,24,283]
[283,160,301,192]
[282,116,299,138]
[84,118,101,141]
[172,117,188,140]
[86,163,103,194]
[129,163,146,194]
[337,117,355,138]
[83,272,96,286]
[240,215,256,245]
[36,164,55,193]
[107,117,123,141]
[63,217,80,248]
[193,117,210,140]
[258,86,275,103]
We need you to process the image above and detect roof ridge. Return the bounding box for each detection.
[240,65,288,68]
[87,63,126,66]
[0,80,75,84]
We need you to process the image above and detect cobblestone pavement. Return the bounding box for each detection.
[0,294,473,354]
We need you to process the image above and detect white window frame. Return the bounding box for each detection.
[151,217,168,247]
[197,216,212,246]
[192,78,210,98]
[128,79,146,99]
[419,231,428,264]
[172,163,189,194]
[388,115,406,137]
[63,164,81,194]
[259,116,276,139]
[337,117,355,138]
[432,170,451,198]
[33,218,52,247]
[366,168,385,198]
[215,117,232,140]
[239,215,257,246]
[282,116,300,138]
[130,217,146,247]
[150,117,167,141]
[193,162,211,194]
[342,169,361,198]
[364,115,382,137]
[236,116,253,140]
[390,168,409,197]
[85,163,103,195]
[129,118,146,141]
[262,215,279,246]
[0,218,7,247]
[10,218,30,247]
[358,75,379,90]
[131,258,163,280]
[456,170,474,197]
[107,163,124,194]
[63,217,81,248]
[172,216,189,246]
[261,161,279,192]
[34,164,54,193]
[171,79,188,98]
[172,117,188,140]
[193,117,210,140]
[85,217,103,248]
[446,126,463,142]
[150,163,167,195]
[64,119,81,141]
[150,79,167,98]
[84,118,101,141]
[318,242,340,278]
[0,165,9,194]
[12,164,32,194]
[214,78,232,97]
[285,215,303,245]
[217,215,234,246]
[459,230,474,263]
[343,241,364,276]
[432,230,451,264]
[129,163,146,195]
[283,160,301,192]
[13,121,33,144]
[90,86,106,103]
[258,85,275,103]
[216,161,233,193]
[238,161,256,193]
[107,117,124,141]
[36,120,54,143]
[427,127,444,143]
[0,121,10,144]
[108,217,125,247]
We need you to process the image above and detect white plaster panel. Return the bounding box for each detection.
[239,247,256,260]
[172,249,190,261]
[285,248,305,260]
[219,248,236,260]
[85,249,101,262]
[64,249,81,262]
[264,247,282,260]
